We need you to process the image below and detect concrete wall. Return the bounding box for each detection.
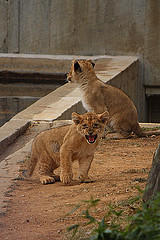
[0,0,159,120]
[0,0,8,52]
[144,1,160,87]
[0,0,159,85]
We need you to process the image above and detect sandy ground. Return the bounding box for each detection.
[0,134,160,240]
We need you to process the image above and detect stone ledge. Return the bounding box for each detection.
[0,120,30,155]
[0,54,138,74]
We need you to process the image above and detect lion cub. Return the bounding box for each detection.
[67,59,160,139]
[24,111,109,184]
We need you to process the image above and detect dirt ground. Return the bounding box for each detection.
[1,134,160,240]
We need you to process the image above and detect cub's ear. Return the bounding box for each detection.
[98,111,109,124]
[73,60,82,72]
[87,59,95,68]
[72,112,82,125]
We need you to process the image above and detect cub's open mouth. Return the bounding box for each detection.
[85,134,97,144]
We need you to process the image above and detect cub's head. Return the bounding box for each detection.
[67,59,95,83]
[72,111,109,144]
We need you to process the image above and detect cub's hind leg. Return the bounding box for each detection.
[106,131,132,139]
[106,120,132,139]
[38,152,60,185]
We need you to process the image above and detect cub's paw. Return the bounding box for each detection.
[53,174,60,182]
[80,176,93,183]
[40,175,55,185]
[60,173,73,184]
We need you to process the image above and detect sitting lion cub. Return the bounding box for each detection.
[24,111,109,184]
[67,59,160,139]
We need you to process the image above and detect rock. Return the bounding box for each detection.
[143,143,160,202]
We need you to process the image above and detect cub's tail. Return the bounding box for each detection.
[22,154,37,178]
[133,122,160,137]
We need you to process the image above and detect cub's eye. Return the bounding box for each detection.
[82,124,87,128]
[94,123,98,127]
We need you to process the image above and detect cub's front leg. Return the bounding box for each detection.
[78,155,94,183]
[60,146,73,184]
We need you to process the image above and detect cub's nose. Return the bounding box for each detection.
[88,131,93,135]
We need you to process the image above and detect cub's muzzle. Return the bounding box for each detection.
[85,134,97,144]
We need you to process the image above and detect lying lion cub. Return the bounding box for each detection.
[67,59,160,139]
[24,111,109,184]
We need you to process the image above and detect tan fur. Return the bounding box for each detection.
[67,59,160,139]
[24,111,109,184]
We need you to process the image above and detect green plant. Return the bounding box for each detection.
[67,192,160,240]
[67,195,128,239]
[124,193,160,240]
